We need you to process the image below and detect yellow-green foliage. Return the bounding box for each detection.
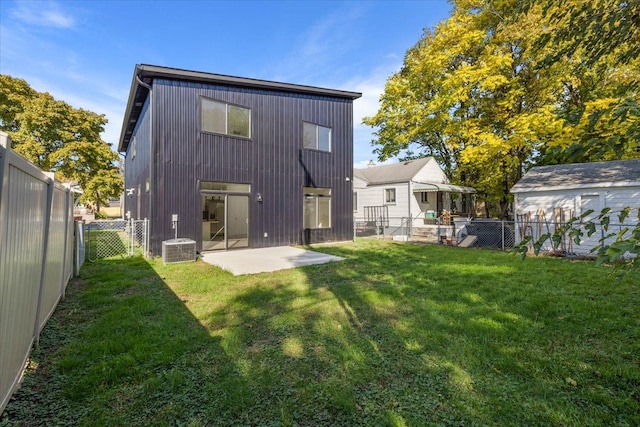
[364,0,639,217]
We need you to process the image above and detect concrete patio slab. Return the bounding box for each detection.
[200,246,345,275]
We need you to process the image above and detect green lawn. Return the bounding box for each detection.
[2,240,639,426]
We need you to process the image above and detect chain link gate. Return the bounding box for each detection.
[85,219,149,261]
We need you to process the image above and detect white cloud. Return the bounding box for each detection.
[9,1,75,29]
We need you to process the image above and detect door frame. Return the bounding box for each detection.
[200,190,250,251]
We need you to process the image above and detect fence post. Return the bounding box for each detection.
[60,187,71,300]
[145,219,149,257]
[502,221,505,251]
[32,172,55,346]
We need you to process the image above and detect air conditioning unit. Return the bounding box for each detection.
[162,238,196,264]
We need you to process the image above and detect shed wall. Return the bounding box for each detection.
[513,185,640,254]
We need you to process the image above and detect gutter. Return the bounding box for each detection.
[135,74,154,253]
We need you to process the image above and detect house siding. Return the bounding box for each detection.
[123,98,151,221]
[142,78,354,254]
[513,185,640,254]
[412,158,448,183]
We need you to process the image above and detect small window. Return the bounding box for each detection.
[303,122,332,152]
[420,192,429,203]
[385,188,396,204]
[202,98,251,138]
[131,136,137,159]
[303,187,331,228]
[353,192,358,212]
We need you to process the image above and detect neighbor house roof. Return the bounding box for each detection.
[118,64,362,152]
[511,159,640,193]
[354,157,433,185]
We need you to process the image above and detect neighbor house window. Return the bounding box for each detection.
[303,122,331,151]
[303,187,331,228]
[385,188,396,204]
[420,192,429,203]
[353,192,358,212]
[201,98,251,138]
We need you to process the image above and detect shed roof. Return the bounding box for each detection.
[354,157,433,185]
[511,159,640,193]
[118,64,362,152]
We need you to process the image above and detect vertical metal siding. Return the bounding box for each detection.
[130,79,355,255]
[124,98,151,221]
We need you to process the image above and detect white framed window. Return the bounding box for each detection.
[303,187,331,228]
[420,192,429,203]
[385,188,396,204]
[353,192,358,212]
[303,122,332,152]
[201,98,251,138]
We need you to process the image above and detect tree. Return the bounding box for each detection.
[0,75,123,210]
[364,0,568,218]
[508,0,640,164]
[364,0,639,218]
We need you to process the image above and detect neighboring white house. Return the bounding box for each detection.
[353,158,476,231]
[511,159,640,254]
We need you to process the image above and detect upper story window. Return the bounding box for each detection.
[303,122,331,152]
[201,98,251,138]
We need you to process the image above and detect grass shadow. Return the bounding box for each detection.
[3,240,639,426]
[1,257,250,426]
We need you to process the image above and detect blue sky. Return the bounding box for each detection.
[0,0,452,168]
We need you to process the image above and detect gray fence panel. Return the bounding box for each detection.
[0,139,50,413]
[75,221,85,275]
[0,133,76,414]
[38,185,70,332]
[63,191,74,297]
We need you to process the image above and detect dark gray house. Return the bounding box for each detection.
[118,64,361,255]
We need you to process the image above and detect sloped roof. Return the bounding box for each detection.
[512,159,640,193]
[354,157,433,185]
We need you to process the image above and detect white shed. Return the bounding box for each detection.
[511,159,640,254]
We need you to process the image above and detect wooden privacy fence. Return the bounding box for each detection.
[0,132,77,414]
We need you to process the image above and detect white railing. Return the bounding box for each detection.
[0,132,77,413]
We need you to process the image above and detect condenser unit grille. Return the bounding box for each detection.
[162,238,196,264]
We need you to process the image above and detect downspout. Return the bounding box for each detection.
[136,74,153,256]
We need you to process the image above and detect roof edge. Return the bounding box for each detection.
[137,64,362,99]
[512,181,640,194]
[119,64,362,152]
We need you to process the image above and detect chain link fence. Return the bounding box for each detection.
[85,219,149,261]
[355,216,516,250]
[354,212,635,257]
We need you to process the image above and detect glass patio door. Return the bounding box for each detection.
[201,186,250,251]
[226,195,249,249]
